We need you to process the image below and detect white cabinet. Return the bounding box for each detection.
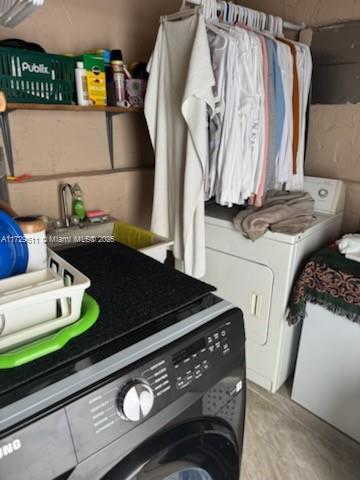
[292,303,360,443]
[204,248,274,346]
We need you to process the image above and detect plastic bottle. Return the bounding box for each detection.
[72,184,86,221]
[75,61,90,106]
[0,147,9,204]
[102,49,116,106]
[111,50,126,106]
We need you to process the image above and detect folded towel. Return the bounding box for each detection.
[337,234,360,263]
[233,191,315,241]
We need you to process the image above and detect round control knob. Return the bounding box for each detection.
[319,188,329,198]
[117,380,154,422]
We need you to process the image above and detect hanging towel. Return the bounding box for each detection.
[233,191,314,240]
[145,14,215,278]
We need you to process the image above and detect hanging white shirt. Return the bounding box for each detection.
[225,27,264,205]
[145,14,215,278]
[212,26,242,207]
[206,25,230,201]
[286,43,312,191]
[276,40,294,184]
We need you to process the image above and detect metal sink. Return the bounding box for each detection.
[47,219,115,251]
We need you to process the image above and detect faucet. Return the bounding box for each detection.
[60,183,74,228]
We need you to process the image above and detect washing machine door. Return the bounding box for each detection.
[102,419,239,480]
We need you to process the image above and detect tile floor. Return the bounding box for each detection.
[242,382,360,480]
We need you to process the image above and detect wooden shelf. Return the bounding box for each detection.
[7,165,154,184]
[7,103,142,113]
[0,102,143,175]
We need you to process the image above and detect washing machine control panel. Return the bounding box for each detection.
[65,311,243,462]
[172,323,231,390]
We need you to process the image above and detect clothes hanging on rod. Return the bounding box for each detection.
[145,7,312,278]
[208,20,311,207]
[185,0,305,32]
[145,11,215,278]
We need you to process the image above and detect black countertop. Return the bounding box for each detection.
[0,243,215,398]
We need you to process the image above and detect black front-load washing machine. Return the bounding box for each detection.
[0,244,246,480]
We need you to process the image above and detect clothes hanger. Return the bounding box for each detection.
[236,4,242,24]
[5,0,41,27]
[224,1,230,24]
[161,5,200,23]
[277,17,284,36]
[261,12,267,32]
[210,0,218,22]
[201,0,211,21]
[254,12,260,32]
[242,6,247,26]
[249,9,256,29]
[228,2,236,25]
[0,0,19,23]
[270,15,275,35]
[258,11,264,31]
[232,3,239,24]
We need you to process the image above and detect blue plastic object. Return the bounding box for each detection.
[0,240,15,279]
[165,469,213,480]
[0,211,28,278]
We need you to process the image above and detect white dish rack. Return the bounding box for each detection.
[0,248,90,352]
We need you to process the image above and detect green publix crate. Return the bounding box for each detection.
[0,46,76,104]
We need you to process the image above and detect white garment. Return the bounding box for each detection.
[215,27,264,207]
[276,40,294,184]
[228,28,265,204]
[213,26,242,207]
[337,234,360,263]
[287,43,312,191]
[145,14,215,278]
[206,25,229,201]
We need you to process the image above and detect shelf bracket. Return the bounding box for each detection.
[0,111,15,177]
[105,110,130,170]
[105,112,115,170]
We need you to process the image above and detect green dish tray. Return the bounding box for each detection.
[0,293,99,369]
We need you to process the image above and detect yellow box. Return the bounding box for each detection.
[83,54,107,106]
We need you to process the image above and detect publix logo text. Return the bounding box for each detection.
[22,61,50,74]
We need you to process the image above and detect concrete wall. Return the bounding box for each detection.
[1,0,182,226]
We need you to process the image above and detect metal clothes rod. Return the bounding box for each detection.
[185,0,305,31]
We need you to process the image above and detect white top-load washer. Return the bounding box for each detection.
[203,176,346,393]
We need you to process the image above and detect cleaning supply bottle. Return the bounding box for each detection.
[103,49,116,106]
[72,184,86,221]
[75,61,90,106]
[16,216,47,272]
[111,49,126,106]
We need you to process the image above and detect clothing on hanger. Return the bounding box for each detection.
[286,42,312,191]
[276,41,294,184]
[145,3,312,276]
[145,13,215,278]
[277,37,300,174]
